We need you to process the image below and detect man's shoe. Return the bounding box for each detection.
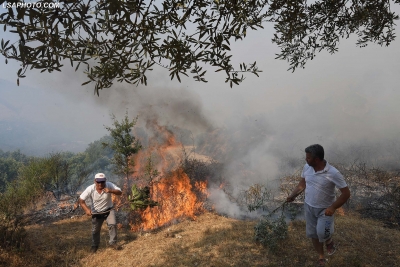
[109,243,122,250]
[90,246,98,253]
[326,240,336,256]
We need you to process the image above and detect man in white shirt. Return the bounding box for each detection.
[287,144,350,267]
[79,173,122,253]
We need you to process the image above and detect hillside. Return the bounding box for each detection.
[1,210,399,267]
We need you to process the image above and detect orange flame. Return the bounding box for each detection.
[132,122,181,177]
[128,120,208,231]
[219,182,226,189]
[131,168,206,231]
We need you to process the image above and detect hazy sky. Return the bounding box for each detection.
[1,7,400,215]
[1,20,399,154]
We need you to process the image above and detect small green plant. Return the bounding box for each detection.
[286,202,299,221]
[103,112,142,184]
[254,212,288,252]
[243,184,289,252]
[239,184,271,212]
[253,201,289,253]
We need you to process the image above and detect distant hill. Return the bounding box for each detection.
[0,79,105,156]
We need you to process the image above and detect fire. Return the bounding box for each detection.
[132,122,181,177]
[128,120,209,231]
[195,180,209,197]
[219,182,227,190]
[131,168,206,231]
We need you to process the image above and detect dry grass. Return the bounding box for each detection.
[1,211,400,267]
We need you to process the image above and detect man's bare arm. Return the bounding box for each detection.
[287,178,306,202]
[103,188,122,195]
[79,198,92,216]
[325,186,350,216]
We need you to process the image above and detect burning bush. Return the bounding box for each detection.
[125,121,213,231]
[128,168,208,231]
[128,184,158,210]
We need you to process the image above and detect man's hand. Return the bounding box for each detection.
[287,178,305,203]
[325,206,336,216]
[102,188,122,195]
[325,186,350,216]
[103,188,111,194]
[286,196,295,203]
[79,198,92,216]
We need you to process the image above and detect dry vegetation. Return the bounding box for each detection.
[2,156,400,267]
[1,210,400,267]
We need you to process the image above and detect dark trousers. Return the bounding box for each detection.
[91,209,117,247]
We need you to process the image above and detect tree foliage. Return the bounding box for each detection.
[128,184,158,210]
[103,113,142,181]
[0,157,22,192]
[254,212,288,252]
[238,183,271,212]
[1,0,399,93]
[82,135,114,175]
[0,149,31,192]
[0,141,116,249]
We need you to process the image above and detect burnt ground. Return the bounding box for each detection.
[22,194,129,227]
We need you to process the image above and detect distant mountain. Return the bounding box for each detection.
[0,79,97,156]
[0,119,88,156]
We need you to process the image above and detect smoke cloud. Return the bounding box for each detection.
[1,19,400,216]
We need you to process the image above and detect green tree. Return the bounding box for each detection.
[1,150,30,165]
[3,157,50,217]
[1,0,398,93]
[0,157,50,248]
[103,113,142,184]
[67,152,95,195]
[0,149,30,192]
[0,157,23,192]
[83,135,114,172]
[43,152,71,200]
[13,152,86,200]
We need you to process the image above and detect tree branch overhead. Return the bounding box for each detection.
[1,0,398,93]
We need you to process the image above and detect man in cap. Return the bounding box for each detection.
[79,173,122,253]
[287,144,350,267]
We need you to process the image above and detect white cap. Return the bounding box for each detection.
[94,173,106,182]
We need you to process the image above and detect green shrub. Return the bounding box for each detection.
[0,158,48,249]
[254,213,288,252]
[0,214,27,249]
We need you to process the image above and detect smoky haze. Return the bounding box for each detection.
[1,21,400,217]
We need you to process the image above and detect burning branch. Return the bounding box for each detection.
[128,184,158,210]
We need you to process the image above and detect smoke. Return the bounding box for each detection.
[93,85,212,135]
[1,17,400,217]
[208,187,244,218]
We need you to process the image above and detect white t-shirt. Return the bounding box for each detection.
[79,182,121,213]
[302,162,347,208]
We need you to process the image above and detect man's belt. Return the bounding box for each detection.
[91,207,113,219]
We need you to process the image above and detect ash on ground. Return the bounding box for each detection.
[22,193,129,227]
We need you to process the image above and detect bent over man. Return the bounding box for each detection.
[79,173,122,253]
[287,144,350,267]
